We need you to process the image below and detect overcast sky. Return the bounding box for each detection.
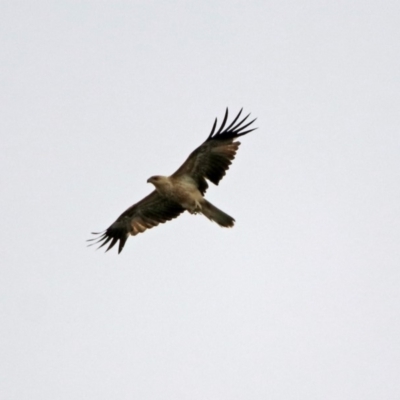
[1,1,399,399]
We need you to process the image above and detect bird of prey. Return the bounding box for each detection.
[89,108,257,253]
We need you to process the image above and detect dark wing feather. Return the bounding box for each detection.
[172,108,257,194]
[88,190,184,253]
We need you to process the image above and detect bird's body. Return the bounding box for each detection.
[89,108,257,253]
[148,174,235,227]
[147,175,202,213]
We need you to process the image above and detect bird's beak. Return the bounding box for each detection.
[147,178,151,183]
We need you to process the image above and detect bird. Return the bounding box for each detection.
[88,108,257,253]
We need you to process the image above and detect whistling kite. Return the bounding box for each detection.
[89,109,257,253]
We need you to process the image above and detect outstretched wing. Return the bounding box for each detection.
[88,191,184,253]
[172,108,256,194]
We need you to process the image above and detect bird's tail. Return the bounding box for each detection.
[201,200,235,227]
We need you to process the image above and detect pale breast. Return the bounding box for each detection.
[168,176,203,211]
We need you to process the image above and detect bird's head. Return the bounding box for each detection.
[147,175,159,184]
[147,175,168,189]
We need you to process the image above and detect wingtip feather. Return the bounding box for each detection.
[206,108,256,141]
[208,118,218,139]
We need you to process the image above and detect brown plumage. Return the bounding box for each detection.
[88,108,257,253]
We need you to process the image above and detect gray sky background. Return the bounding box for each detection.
[1,1,399,399]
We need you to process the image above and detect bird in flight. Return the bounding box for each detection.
[89,108,257,253]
